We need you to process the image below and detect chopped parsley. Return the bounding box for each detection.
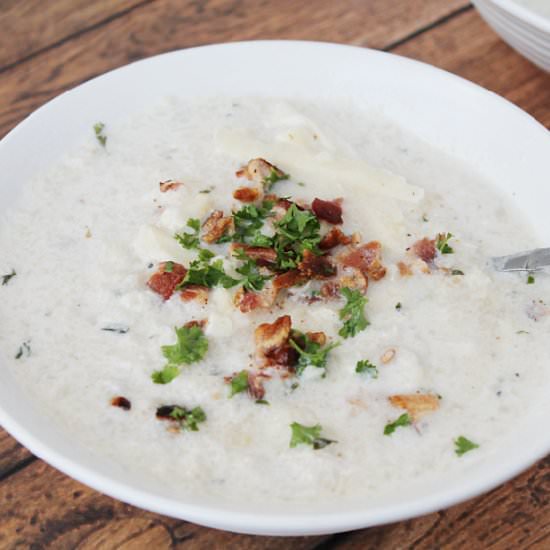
[152,325,208,384]
[168,405,206,431]
[527,274,535,284]
[179,248,239,289]
[395,302,402,311]
[422,214,429,222]
[174,218,201,250]
[289,333,340,376]
[273,203,322,269]
[226,201,274,245]
[1,269,16,286]
[355,359,378,378]
[454,436,479,456]
[14,340,31,359]
[228,370,249,397]
[255,399,270,405]
[451,269,464,276]
[263,168,289,191]
[338,287,369,338]
[233,249,271,291]
[436,232,454,254]
[383,413,412,435]
[289,422,335,450]
[93,122,107,147]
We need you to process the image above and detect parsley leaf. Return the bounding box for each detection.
[228,370,249,397]
[454,436,479,456]
[263,167,289,191]
[436,232,454,254]
[179,249,240,289]
[169,405,206,431]
[355,359,378,378]
[1,269,16,286]
[152,325,208,384]
[527,274,535,284]
[289,422,335,450]
[395,302,402,311]
[384,413,412,435]
[451,269,464,276]
[289,333,340,376]
[233,249,271,292]
[231,201,274,245]
[273,203,322,269]
[93,122,107,147]
[339,287,369,338]
[174,218,201,250]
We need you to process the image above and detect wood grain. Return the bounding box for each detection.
[0,0,147,69]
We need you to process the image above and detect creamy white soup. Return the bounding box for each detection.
[0,97,548,505]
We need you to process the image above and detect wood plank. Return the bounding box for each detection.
[0,460,328,549]
[0,430,32,479]
[327,455,550,549]
[392,8,550,129]
[0,0,469,140]
[0,0,147,69]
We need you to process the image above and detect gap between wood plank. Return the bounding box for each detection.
[0,0,154,75]
[0,455,37,483]
[383,3,474,52]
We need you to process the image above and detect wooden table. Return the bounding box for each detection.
[1,1,549,548]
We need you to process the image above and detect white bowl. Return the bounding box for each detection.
[473,0,550,71]
[0,41,549,536]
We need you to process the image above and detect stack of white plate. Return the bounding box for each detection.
[473,0,550,71]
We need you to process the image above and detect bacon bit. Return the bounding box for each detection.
[156,405,179,420]
[225,371,266,400]
[234,285,277,313]
[255,315,297,369]
[351,232,362,245]
[231,243,277,266]
[381,348,396,364]
[339,267,368,292]
[201,210,233,243]
[412,237,436,263]
[184,319,207,329]
[236,158,285,184]
[159,180,183,192]
[180,285,209,304]
[233,186,261,202]
[320,281,340,299]
[305,331,327,346]
[340,241,387,281]
[298,249,337,279]
[111,396,131,410]
[273,269,307,290]
[320,227,352,250]
[147,262,187,300]
[312,198,343,224]
[388,394,440,421]
[397,261,413,277]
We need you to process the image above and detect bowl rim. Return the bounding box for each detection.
[0,40,549,536]
[484,0,550,33]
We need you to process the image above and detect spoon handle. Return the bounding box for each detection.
[492,247,550,272]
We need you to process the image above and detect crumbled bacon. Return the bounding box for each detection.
[159,180,183,192]
[305,331,326,346]
[233,186,261,202]
[147,262,187,300]
[184,319,207,329]
[319,227,352,250]
[397,261,413,277]
[412,237,436,263]
[155,405,181,420]
[339,267,368,292]
[340,241,386,281]
[388,393,440,421]
[201,210,233,243]
[225,371,266,399]
[273,269,307,290]
[234,285,277,312]
[180,285,209,304]
[320,281,340,299]
[232,243,277,266]
[254,315,297,369]
[298,249,337,279]
[236,158,285,184]
[111,396,131,410]
[312,198,343,224]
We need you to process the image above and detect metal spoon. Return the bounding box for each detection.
[492,247,550,273]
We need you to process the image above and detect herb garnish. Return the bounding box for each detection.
[527,274,535,284]
[164,261,174,273]
[289,422,335,450]
[15,340,31,359]
[1,269,16,286]
[255,399,270,405]
[233,249,271,291]
[263,168,289,191]
[355,359,378,378]
[152,325,208,384]
[168,405,206,431]
[395,302,402,311]
[454,436,479,456]
[179,249,239,289]
[226,201,274,245]
[289,333,340,376]
[174,218,201,250]
[383,413,412,435]
[451,269,464,276]
[228,370,249,397]
[93,122,107,147]
[339,287,369,338]
[436,232,454,254]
